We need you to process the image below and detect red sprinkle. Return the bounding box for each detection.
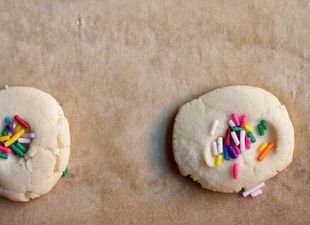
[14,115,30,129]
[224,128,231,146]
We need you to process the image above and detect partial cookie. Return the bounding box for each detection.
[0,86,70,201]
[173,86,294,195]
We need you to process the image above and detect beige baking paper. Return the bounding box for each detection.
[0,0,309,224]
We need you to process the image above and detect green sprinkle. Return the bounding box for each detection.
[247,132,256,143]
[16,143,27,153]
[62,167,69,177]
[1,126,9,136]
[232,126,242,132]
[258,124,265,136]
[10,144,24,157]
[0,152,8,159]
[261,120,268,130]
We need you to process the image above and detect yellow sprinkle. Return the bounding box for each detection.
[15,124,22,132]
[0,135,10,142]
[258,143,268,152]
[4,128,25,147]
[215,154,223,167]
[244,124,252,132]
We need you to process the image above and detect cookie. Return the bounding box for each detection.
[173,86,294,194]
[0,86,70,201]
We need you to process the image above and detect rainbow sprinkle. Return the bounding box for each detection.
[205,112,276,198]
[0,115,34,159]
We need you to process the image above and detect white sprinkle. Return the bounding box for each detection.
[240,130,246,152]
[212,141,218,155]
[242,183,265,197]
[231,131,240,146]
[210,119,219,136]
[250,189,263,197]
[217,137,223,154]
[228,119,236,128]
[13,122,17,128]
[18,138,31,144]
[4,85,9,89]
[250,189,263,198]
[23,133,35,139]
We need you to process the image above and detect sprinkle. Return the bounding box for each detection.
[223,143,230,160]
[258,124,265,136]
[231,113,240,126]
[10,144,24,157]
[261,120,268,130]
[232,143,241,154]
[15,124,22,132]
[231,126,242,132]
[240,114,247,127]
[22,133,35,139]
[1,126,9,136]
[5,117,16,135]
[228,145,238,159]
[4,85,9,89]
[231,131,240,146]
[8,123,16,135]
[244,124,252,132]
[14,115,30,129]
[0,135,10,142]
[18,138,31,144]
[215,154,223,167]
[250,189,263,198]
[0,152,8,159]
[217,137,223,154]
[224,128,231,146]
[247,132,256,143]
[5,117,12,124]
[0,146,12,154]
[232,163,239,179]
[16,143,27,153]
[210,119,219,136]
[240,130,246,152]
[228,120,236,128]
[212,141,218,155]
[245,136,251,149]
[243,183,265,197]
[258,143,268,152]
[257,143,275,161]
[62,167,69,177]
[4,128,25,147]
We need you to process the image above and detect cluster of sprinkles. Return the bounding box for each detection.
[0,115,35,159]
[208,113,275,198]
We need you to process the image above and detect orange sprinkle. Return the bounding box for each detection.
[257,143,275,161]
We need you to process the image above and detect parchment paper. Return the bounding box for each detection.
[0,1,309,224]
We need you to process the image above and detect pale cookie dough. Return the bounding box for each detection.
[173,86,294,193]
[0,86,70,201]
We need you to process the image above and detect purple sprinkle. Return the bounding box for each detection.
[228,145,238,159]
[8,123,16,135]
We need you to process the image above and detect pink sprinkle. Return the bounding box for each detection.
[231,113,240,126]
[240,114,247,127]
[250,189,263,198]
[245,136,251,149]
[0,146,12,154]
[232,143,241,154]
[233,163,239,179]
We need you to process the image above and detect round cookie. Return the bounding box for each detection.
[173,86,294,193]
[0,86,70,201]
